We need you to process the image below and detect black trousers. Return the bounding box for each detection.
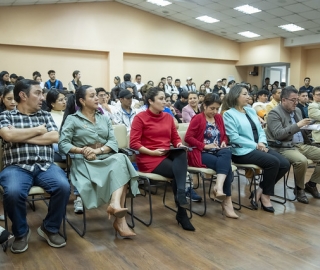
[232,149,290,196]
[152,149,187,195]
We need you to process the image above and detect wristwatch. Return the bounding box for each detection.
[100,147,104,154]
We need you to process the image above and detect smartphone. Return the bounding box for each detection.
[309,119,317,125]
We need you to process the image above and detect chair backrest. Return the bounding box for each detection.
[178,123,189,132]
[112,124,128,149]
[178,131,188,146]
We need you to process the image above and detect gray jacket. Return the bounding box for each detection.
[265,104,310,150]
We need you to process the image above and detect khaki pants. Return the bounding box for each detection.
[279,144,320,189]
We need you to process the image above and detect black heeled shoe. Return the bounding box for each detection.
[259,199,275,213]
[176,189,189,208]
[249,191,258,210]
[176,207,195,231]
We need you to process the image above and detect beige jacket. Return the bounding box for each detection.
[308,102,320,142]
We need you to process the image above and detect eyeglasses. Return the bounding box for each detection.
[285,98,298,103]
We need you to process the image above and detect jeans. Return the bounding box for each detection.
[201,148,233,196]
[0,164,70,237]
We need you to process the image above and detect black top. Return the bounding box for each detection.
[245,113,259,143]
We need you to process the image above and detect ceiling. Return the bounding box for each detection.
[1,0,320,43]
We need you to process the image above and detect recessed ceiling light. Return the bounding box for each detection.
[196,15,219,23]
[238,31,260,38]
[147,0,172,7]
[234,5,261,14]
[278,24,304,32]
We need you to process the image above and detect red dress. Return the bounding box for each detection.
[130,109,182,172]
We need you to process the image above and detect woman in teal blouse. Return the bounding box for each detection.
[223,84,290,213]
[59,85,139,238]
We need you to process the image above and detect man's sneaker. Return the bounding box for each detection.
[11,229,31,254]
[0,215,5,221]
[37,225,66,248]
[74,197,83,214]
[186,187,202,202]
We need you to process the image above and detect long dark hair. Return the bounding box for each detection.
[200,93,221,112]
[0,85,15,112]
[60,85,92,130]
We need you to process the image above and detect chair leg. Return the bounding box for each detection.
[65,204,87,237]
[127,177,153,227]
[271,174,287,205]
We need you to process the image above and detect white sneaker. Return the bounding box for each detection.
[74,197,83,214]
[0,215,5,221]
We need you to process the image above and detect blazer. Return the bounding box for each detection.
[223,107,267,156]
[185,112,228,168]
[265,104,310,150]
[182,104,200,123]
[308,102,320,143]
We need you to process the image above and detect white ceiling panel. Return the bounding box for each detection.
[1,0,320,43]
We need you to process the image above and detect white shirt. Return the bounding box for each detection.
[165,84,179,95]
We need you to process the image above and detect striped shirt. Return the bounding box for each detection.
[0,109,58,171]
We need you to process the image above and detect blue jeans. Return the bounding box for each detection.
[0,164,70,237]
[201,148,233,196]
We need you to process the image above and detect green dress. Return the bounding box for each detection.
[58,110,139,209]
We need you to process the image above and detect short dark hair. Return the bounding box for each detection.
[10,74,18,79]
[222,78,227,81]
[265,77,270,80]
[48,70,55,75]
[180,91,189,99]
[281,86,298,100]
[280,82,286,87]
[33,71,41,78]
[14,79,40,103]
[227,81,233,87]
[135,74,141,79]
[203,93,221,107]
[187,91,198,98]
[145,87,163,106]
[175,79,180,83]
[272,88,281,95]
[96,87,107,95]
[46,88,64,111]
[161,77,166,81]
[72,70,80,78]
[257,90,269,97]
[204,80,210,84]
[167,76,172,79]
[312,86,320,95]
[124,73,131,81]
[298,89,308,95]
[304,77,310,81]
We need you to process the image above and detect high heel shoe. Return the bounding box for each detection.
[176,207,195,231]
[221,197,239,219]
[212,186,226,201]
[113,220,136,238]
[176,189,189,208]
[249,191,258,210]
[106,205,128,220]
[259,199,275,213]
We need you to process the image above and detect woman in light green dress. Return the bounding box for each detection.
[59,85,139,238]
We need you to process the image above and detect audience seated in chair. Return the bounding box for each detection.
[266,86,320,204]
[185,93,238,218]
[223,84,290,213]
[308,86,320,144]
[58,85,139,238]
[130,87,195,231]
[0,79,70,253]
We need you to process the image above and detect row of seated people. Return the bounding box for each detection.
[1,80,320,255]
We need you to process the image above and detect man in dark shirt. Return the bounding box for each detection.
[44,70,63,90]
[296,89,309,119]
[262,77,270,90]
[174,91,188,112]
[213,79,226,95]
[299,77,313,99]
